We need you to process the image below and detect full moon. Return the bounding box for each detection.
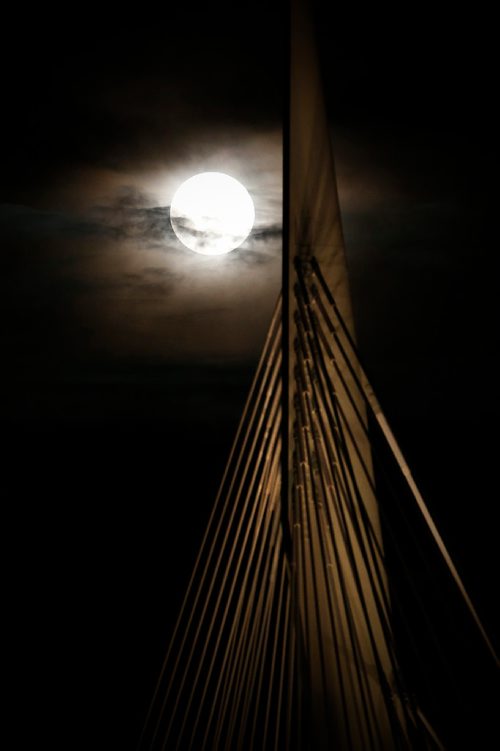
[169,172,255,255]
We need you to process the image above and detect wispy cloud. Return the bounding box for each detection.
[0,203,109,238]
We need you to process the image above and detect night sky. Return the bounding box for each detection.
[2,2,498,748]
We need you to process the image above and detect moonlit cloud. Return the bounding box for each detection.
[1,129,282,369]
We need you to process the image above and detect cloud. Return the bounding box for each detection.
[251,223,282,242]
[89,186,281,257]
[89,187,173,247]
[169,213,246,253]
[156,306,231,323]
[0,125,283,375]
[226,246,279,268]
[0,203,109,238]
[62,268,183,299]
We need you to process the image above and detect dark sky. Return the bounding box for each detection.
[2,2,498,748]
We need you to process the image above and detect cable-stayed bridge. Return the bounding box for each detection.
[137,2,498,748]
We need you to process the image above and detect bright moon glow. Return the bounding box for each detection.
[170,172,255,255]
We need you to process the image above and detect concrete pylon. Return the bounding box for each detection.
[285,2,398,746]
